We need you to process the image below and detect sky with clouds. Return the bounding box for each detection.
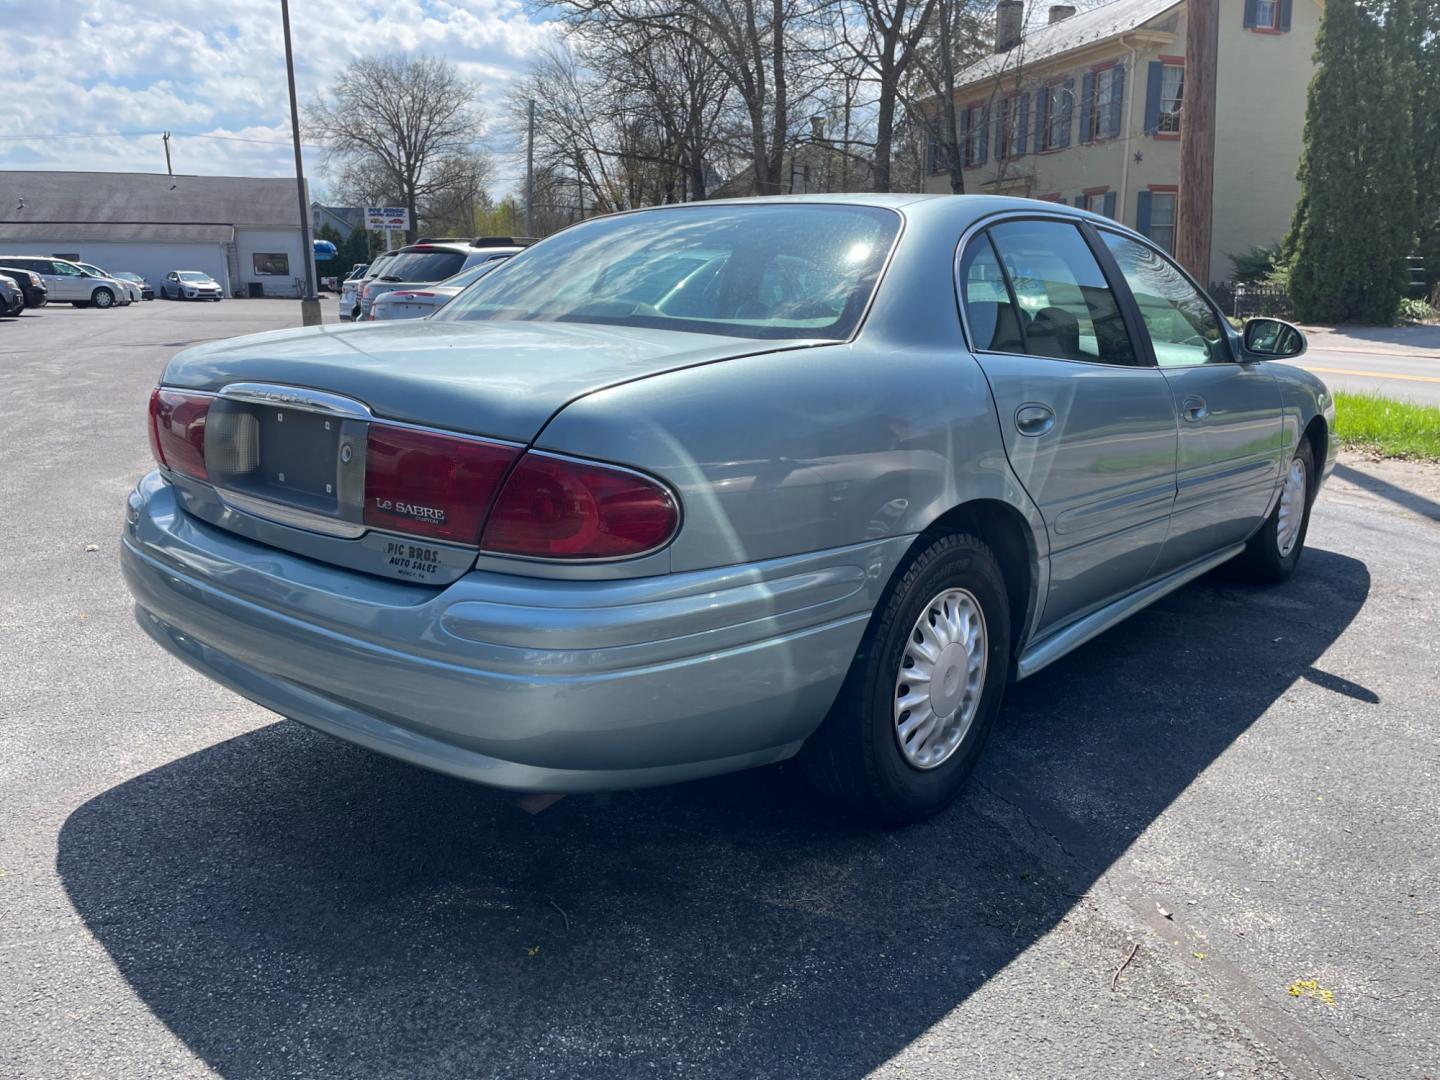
[0,0,557,199]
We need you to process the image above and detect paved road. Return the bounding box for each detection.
[2,302,1437,1079]
[1284,325,1440,405]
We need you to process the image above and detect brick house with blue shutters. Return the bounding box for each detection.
[922,0,1318,284]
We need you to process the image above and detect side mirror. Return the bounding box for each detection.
[1243,317,1306,359]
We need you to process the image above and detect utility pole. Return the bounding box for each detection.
[525,98,536,237]
[162,131,173,175]
[1176,0,1218,284]
[280,0,321,326]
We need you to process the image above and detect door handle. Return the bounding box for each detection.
[1015,403,1056,437]
[1181,396,1209,423]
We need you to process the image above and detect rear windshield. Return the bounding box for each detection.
[361,256,396,281]
[379,250,467,282]
[435,204,900,340]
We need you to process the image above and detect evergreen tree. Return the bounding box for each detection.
[1414,0,1440,299]
[1288,0,1416,323]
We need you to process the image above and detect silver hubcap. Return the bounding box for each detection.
[893,588,988,769]
[1276,455,1308,557]
[95,291,111,308]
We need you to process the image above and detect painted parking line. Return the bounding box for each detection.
[1298,364,1440,385]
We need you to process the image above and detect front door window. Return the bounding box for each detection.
[1100,232,1230,366]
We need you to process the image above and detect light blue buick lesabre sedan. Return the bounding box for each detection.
[122,195,1334,823]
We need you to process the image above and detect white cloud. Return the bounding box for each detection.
[0,0,557,197]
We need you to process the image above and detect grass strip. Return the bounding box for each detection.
[1333,391,1440,461]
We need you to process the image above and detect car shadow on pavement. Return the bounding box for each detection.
[1333,461,1440,523]
[58,549,1370,1079]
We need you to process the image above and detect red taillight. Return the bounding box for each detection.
[363,424,519,544]
[481,453,679,559]
[148,388,211,479]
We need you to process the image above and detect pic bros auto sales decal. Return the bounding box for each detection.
[383,539,443,581]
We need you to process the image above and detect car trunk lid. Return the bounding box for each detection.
[156,319,814,584]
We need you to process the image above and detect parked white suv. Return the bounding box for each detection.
[0,255,127,309]
[358,237,535,318]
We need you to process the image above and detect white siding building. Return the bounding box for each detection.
[922,0,1319,285]
[0,171,313,298]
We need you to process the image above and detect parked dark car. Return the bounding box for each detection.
[0,264,48,308]
[0,273,23,316]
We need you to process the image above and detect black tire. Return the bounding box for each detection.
[91,287,115,309]
[1235,438,1316,584]
[800,532,1012,825]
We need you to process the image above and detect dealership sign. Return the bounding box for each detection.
[364,206,410,231]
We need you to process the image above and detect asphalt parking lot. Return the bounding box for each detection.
[1,300,1437,1079]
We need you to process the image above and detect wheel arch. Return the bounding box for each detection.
[1301,413,1328,490]
[910,497,1040,657]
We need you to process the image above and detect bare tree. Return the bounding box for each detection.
[828,0,941,191]
[904,0,991,194]
[540,0,810,195]
[305,55,488,242]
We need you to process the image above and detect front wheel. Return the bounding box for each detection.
[1236,439,1315,584]
[801,532,1011,824]
[91,287,115,309]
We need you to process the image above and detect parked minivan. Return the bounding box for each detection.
[0,255,126,308]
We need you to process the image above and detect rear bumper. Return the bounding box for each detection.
[122,471,899,792]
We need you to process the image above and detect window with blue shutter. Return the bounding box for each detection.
[1103,191,1117,218]
[1108,64,1125,136]
[977,105,990,164]
[1144,61,1163,133]
[1058,78,1074,147]
[1079,71,1096,143]
[1243,0,1259,27]
[958,107,971,166]
[1017,90,1030,153]
[1279,0,1292,30]
[1136,190,1153,234]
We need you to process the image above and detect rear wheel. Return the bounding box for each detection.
[1236,439,1315,584]
[801,533,1011,824]
[91,287,115,309]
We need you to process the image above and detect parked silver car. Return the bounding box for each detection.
[75,262,137,304]
[161,271,223,301]
[122,195,1334,823]
[340,253,397,321]
[367,255,515,321]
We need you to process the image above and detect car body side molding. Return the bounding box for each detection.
[1015,542,1244,679]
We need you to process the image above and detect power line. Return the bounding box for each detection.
[0,129,322,147]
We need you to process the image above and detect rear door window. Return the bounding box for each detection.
[959,233,1026,352]
[983,219,1137,366]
